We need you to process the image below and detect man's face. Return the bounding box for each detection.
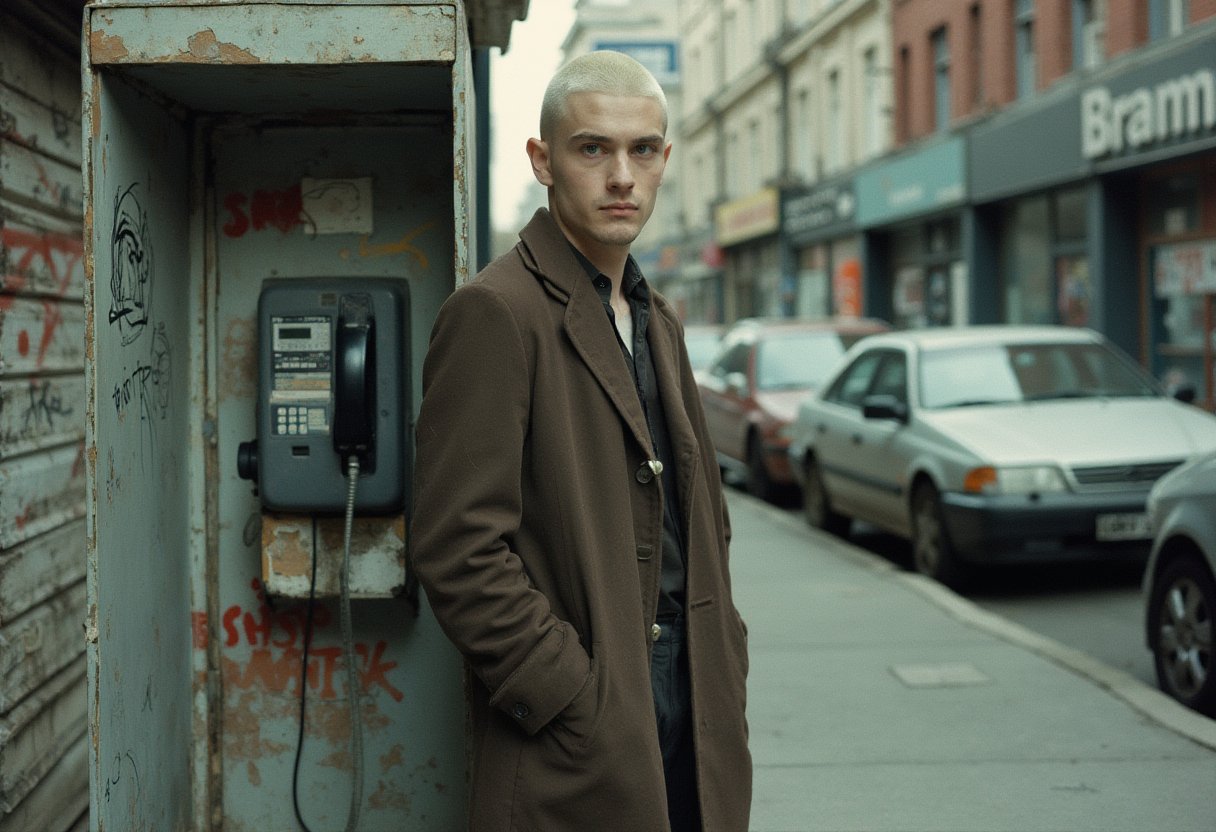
[528,91,671,263]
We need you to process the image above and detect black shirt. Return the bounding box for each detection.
[572,247,687,618]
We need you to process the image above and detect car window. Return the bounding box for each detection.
[869,353,908,405]
[710,342,750,381]
[755,333,850,390]
[824,351,885,408]
[920,342,1158,409]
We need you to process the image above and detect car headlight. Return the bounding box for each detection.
[963,465,1068,495]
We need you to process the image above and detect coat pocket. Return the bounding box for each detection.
[548,653,601,755]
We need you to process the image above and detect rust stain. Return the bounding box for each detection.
[219,316,255,400]
[90,31,130,63]
[222,690,290,760]
[380,743,404,772]
[246,760,261,787]
[368,779,412,812]
[185,30,261,64]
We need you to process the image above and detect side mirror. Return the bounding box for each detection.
[862,393,909,423]
[1171,382,1197,404]
[725,371,749,397]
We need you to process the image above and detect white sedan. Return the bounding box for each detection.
[786,326,1216,588]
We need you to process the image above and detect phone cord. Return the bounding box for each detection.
[341,455,363,832]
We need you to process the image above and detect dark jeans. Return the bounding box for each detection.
[651,614,701,832]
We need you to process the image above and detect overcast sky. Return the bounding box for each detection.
[489,0,576,228]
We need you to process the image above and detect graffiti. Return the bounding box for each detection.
[218,582,403,702]
[357,220,435,268]
[222,185,304,237]
[20,378,73,432]
[104,750,140,805]
[110,323,172,471]
[109,183,152,345]
[1,224,84,370]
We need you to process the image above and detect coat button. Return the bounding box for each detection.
[651,623,661,642]
[511,702,530,719]
[636,459,662,483]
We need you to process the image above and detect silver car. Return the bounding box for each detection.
[786,326,1216,588]
[1143,450,1216,717]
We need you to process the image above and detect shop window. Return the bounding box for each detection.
[1001,195,1052,324]
[1146,174,1201,236]
[1054,187,1088,242]
[1148,0,1189,41]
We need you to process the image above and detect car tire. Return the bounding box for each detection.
[746,435,777,503]
[1147,555,1215,717]
[803,457,849,536]
[910,483,968,589]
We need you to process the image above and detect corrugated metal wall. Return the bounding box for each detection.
[0,9,89,832]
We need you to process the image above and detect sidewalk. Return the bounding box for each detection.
[726,489,1216,832]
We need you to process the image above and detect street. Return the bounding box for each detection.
[725,486,1216,832]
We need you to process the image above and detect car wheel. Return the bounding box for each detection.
[745,435,777,502]
[910,483,967,589]
[803,457,849,536]
[1148,556,1215,717]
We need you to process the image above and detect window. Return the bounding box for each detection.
[1015,0,1036,99]
[1071,0,1096,70]
[1149,0,1189,41]
[898,46,911,142]
[826,69,843,171]
[931,27,951,132]
[862,47,882,157]
[748,118,761,191]
[793,87,813,179]
[824,351,885,408]
[970,3,984,108]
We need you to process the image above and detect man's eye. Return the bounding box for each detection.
[582,144,602,155]
[634,145,657,157]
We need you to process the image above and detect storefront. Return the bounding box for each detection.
[855,136,968,329]
[781,179,863,318]
[969,21,1216,402]
[714,187,781,320]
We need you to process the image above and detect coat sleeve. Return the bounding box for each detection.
[409,282,591,736]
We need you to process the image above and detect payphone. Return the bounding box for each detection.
[236,277,411,831]
[237,277,409,514]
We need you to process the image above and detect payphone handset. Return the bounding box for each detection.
[238,277,409,514]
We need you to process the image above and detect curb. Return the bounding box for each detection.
[747,493,1216,752]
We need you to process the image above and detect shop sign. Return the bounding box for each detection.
[592,40,679,86]
[1154,240,1216,297]
[856,137,964,227]
[715,188,780,247]
[1083,68,1215,160]
[782,182,856,238]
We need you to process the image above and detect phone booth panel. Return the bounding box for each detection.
[84,3,473,829]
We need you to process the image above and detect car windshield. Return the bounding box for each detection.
[756,332,861,391]
[918,341,1159,409]
[685,331,722,371]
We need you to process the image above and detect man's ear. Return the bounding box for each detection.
[526,138,554,187]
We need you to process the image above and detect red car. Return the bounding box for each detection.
[697,317,889,500]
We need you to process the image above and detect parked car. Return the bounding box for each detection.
[1143,450,1216,717]
[683,323,725,382]
[785,325,1216,587]
[698,316,889,500]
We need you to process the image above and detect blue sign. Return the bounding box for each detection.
[856,137,965,226]
[593,41,680,87]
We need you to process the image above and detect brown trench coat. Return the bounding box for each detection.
[410,209,751,831]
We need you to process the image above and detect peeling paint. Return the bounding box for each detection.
[185,29,262,65]
[90,31,130,64]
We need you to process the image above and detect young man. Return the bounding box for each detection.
[410,51,751,831]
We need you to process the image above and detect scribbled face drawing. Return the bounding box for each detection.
[110,184,152,345]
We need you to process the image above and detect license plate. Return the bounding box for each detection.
[1095,512,1152,542]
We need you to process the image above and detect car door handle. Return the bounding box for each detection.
[851,433,862,445]
[816,423,827,434]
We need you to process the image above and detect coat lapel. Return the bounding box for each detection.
[517,210,654,455]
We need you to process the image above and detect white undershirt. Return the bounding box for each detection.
[615,306,634,356]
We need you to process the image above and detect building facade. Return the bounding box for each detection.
[669,0,1215,406]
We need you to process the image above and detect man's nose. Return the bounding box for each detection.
[606,151,635,189]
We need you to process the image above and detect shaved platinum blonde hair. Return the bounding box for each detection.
[540,50,668,140]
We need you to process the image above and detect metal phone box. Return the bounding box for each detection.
[249,277,409,513]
